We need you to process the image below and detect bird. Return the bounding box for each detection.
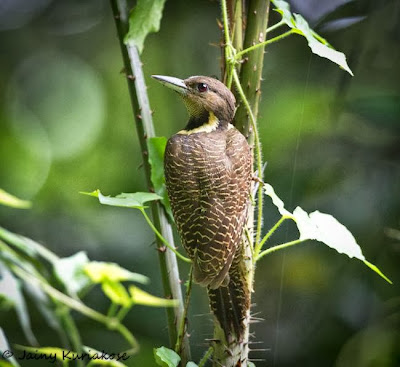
[151,74,252,341]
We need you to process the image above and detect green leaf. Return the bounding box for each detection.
[0,361,15,367]
[124,0,167,53]
[264,184,293,218]
[82,190,161,209]
[264,184,392,283]
[247,363,256,367]
[271,0,294,27]
[130,286,179,307]
[154,347,180,367]
[0,189,31,209]
[84,261,149,284]
[0,227,36,257]
[54,251,91,296]
[293,208,365,259]
[0,328,20,367]
[271,0,353,76]
[0,264,38,346]
[186,363,198,367]
[148,137,173,220]
[293,14,353,76]
[15,345,76,362]
[102,281,132,307]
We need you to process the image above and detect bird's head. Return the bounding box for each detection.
[152,75,236,131]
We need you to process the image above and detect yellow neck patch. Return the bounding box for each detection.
[177,112,219,135]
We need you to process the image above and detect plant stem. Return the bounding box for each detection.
[107,302,118,318]
[257,238,306,261]
[0,226,59,264]
[116,306,131,322]
[265,19,285,34]
[234,0,270,139]
[236,29,294,59]
[10,264,139,354]
[254,215,289,259]
[232,0,243,53]
[59,308,84,367]
[140,209,191,263]
[232,68,264,248]
[174,267,193,356]
[198,346,213,367]
[0,238,83,363]
[110,0,190,361]
[221,0,234,88]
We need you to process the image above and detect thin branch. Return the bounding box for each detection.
[140,209,191,263]
[10,264,139,354]
[236,29,294,59]
[265,19,286,34]
[254,215,289,260]
[256,239,307,261]
[199,346,214,367]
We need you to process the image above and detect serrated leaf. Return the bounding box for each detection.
[84,262,149,284]
[264,184,292,217]
[0,328,20,367]
[82,190,161,209]
[271,0,295,27]
[264,184,391,283]
[154,347,180,367]
[293,13,353,76]
[0,264,37,346]
[15,345,76,362]
[124,0,167,53]
[271,0,353,76]
[0,189,31,209]
[54,251,91,296]
[130,286,179,308]
[148,137,173,220]
[102,281,132,307]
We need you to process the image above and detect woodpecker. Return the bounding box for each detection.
[152,75,252,339]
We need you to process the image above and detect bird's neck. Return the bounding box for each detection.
[179,111,228,135]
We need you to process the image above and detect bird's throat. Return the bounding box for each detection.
[178,111,220,135]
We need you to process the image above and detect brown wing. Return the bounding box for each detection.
[164,127,252,289]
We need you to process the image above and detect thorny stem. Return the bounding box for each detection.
[174,267,193,355]
[110,0,190,360]
[140,209,191,263]
[221,0,234,88]
[232,68,264,247]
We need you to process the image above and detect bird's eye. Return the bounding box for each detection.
[197,83,208,92]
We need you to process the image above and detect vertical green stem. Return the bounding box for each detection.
[174,267,193,356]
[110,0,190,363]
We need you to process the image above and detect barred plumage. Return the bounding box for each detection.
[152,74,252,340]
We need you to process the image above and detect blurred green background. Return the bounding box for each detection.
[0,0,399,366]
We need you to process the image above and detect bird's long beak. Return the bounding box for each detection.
[151,75,188,95]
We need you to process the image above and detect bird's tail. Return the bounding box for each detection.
[207,251,250,342]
